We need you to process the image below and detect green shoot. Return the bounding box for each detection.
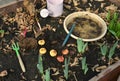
[77,38,88,54]
[81,57,88,75]
[37,55,44,74]
[106,11,111,21]
[113,12,119,21]
[0,29,4,37]
[64,57,70,80]
[45,68,50,81]
[100,44,108,56]
[108,41,118,60]
[0,30,4,33]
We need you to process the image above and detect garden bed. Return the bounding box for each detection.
[0,0,120,81]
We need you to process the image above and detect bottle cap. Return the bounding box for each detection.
[40,9,49,18]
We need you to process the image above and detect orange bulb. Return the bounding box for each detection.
[57,56,64,62]
[62,48,69,55]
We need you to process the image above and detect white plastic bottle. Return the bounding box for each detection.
[46,0,64,17]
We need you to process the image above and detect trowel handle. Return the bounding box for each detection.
[17,54,26,72]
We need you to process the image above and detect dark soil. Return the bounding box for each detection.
[0,0,120,81]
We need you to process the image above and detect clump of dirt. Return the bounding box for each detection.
[18,35,37,52]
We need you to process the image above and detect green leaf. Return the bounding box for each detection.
[113,12,119,21]
[82,42,88,53]
[64,57,70,80]
[45,69,50,81]
[77,38,88,53]
[106,11,111,21]
[37,55,44,74]
[107,12,120,39]
[109,19,115,30]
[108,41,118,59]
[81,57,86,70]
[84,65,88,75]
[77,38,83,53]
[108,29,117,37]
[116,31,120,38]
[100,44,108,56]
[81,57,88,75]
[116,22,120,30]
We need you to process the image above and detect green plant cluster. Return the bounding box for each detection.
[81,57,88,75]
[107,11,120,39]
[77,38,88,74]
[64,57,70,80]
[77,38,88,54]
[100,41,118,60]
[37,55,51,81]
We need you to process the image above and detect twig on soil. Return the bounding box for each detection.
[73,72,78,81]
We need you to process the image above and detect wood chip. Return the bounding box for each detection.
[70,57,79,67]
[95,65,107,72]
